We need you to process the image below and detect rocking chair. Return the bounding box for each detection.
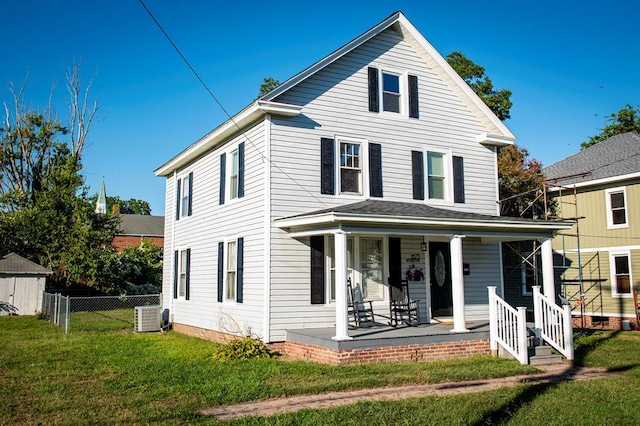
[348,279,375,327]
[388,278,420,327]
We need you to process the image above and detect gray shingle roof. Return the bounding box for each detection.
[117,214,165,237]
[543,132,640,186]
[0,253,52,275]
[284,199,552,225]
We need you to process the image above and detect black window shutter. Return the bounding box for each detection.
[368,67,379,112]
[411,151,424,200]
[408,74,419,118]
[187,172,193,216]
[238,142,245,198]
[369,143,383,198]
[173,250,178,299]
[320,137,335,195]
[175,179,181,220]
[217,242,224,302]
[310,236,325,304]
[185,248,191,300]
[236,237,244,303]
[219,153,226,205]
[453,156,465,203]
[388,237,402,287]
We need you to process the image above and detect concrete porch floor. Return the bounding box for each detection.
[286,321,491,352]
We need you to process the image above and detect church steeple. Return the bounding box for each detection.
[95,179,107,214]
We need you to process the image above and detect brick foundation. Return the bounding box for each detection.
[283,339,490,365]
[572,315,639,331]
[171,322,491,364]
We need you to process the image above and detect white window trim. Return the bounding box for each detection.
[335,136,369,198]
[605,186,628,229]
[325,235,388,305]
[176,247,188,299]
[179,172,191,219]
[609,250,633,298]
[425,148,454,205]
[223,236,240,303]
[224,143,243,205]
[378,68,407,117]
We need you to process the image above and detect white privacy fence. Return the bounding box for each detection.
[42,292,160,333]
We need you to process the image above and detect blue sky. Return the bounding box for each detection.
[2,0,638,216]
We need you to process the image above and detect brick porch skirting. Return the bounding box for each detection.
[282,339,490,365]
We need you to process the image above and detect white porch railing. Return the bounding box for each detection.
[533,286,574,361]
[488,286,528,364]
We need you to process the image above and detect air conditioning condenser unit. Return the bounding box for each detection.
[134,305,162,332]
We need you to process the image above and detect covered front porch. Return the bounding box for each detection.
[275,200,573,350]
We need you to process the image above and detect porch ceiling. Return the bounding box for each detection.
[275,200,573,240]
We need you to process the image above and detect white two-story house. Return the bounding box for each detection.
[155,11,570,363]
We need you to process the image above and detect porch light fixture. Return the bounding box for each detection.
[420,238,427,252]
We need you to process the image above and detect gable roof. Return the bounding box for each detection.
[117,214,165,237]
[155,11,514,177]
[0,252,53,275]
[544,132,640,187]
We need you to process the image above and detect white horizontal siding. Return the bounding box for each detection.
[163,121,268,339]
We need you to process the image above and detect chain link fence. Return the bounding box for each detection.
[42,293,160,333]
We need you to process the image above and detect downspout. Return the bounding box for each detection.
[170,170,177,324]
[262,115,272,343]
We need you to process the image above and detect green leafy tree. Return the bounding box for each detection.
[446,51,513,121]
[257,77,280,98]
[497,144,547,218]
[581,104,640,149]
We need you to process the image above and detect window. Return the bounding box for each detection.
[382,72,401,113]
[611,253,632,297]
[230,149,239,199]
[326,236,384,303]
[606,187,627,228]
[340,142,362,194]
[226,240,237,301]
[427,152,446,200]
[175,172,193,220]
[173,248,190,300]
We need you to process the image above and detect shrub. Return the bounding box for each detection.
[211,337,276,361]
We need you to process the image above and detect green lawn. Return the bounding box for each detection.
[1,316,638,425]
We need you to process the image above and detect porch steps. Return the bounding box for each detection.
[528,345,564,366]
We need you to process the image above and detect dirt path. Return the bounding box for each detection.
[199,364,623,420]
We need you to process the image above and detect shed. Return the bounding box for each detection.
[0,253,53,316]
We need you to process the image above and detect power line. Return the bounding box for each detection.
[138,0,329,209]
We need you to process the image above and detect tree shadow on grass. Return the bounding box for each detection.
[471,330,629,425]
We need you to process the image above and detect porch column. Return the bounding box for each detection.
[540,238,556,301]
[450,235,469,332]
[332,230,351,341]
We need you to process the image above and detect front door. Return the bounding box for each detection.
[430,242,453,317]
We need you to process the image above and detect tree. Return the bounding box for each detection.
[446,51,513,121]
[0,67,117,288]
[257,77,280,98]
[497,144,547,218]
[581,104,640,149]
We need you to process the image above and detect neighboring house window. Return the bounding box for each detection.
[219,142,244,205]
[173,248,190,300]
[605,187,627,228]
[326,236,384,302]
[611,253,632,297]
[367,67,419,118]
[412,150,464,203]
[340,142,362,194]
[217,238,244,303]
[175,172,193,220]
[320,137,383,198]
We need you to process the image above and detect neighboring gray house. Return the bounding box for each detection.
[0,252,52,316]
[155,12,570,358]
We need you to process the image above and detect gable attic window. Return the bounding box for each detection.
[368,67,419,118]
[605,187,627,228]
